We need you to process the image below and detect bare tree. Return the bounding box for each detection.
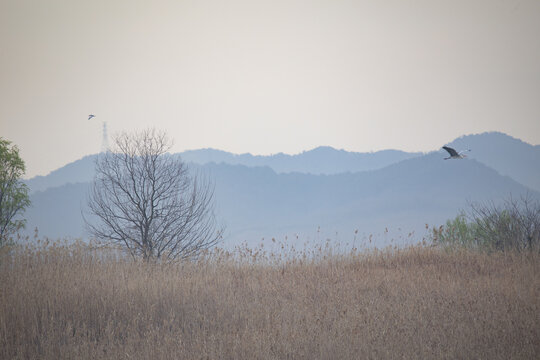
[468,193,540,252]
[86,129,223,261]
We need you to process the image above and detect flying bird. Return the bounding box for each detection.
[88,114,96,120]
[442,146,470,160]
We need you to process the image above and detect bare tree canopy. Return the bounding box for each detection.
[432,193,540,252]
[86,129,223,261]
[468,194,540,252]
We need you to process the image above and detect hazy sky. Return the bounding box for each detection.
[1,0,539,178]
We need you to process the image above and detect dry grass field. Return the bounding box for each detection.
[1,241,538,359]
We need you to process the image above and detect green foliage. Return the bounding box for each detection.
[0,138,30,246]
[432,213,479,249]
[432,195,540,252]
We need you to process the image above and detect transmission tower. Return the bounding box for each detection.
[101,121,109,153]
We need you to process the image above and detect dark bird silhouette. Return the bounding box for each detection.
[88,114,96,120]
[443,146,470,160]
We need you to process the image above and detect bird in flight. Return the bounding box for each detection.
[88,114,96,120]
[442,146,470,160]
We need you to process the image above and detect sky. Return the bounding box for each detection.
[1,0,539,178]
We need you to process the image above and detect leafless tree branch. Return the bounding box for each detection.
[85,128,224,261]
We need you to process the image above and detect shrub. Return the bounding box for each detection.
[432,195,540,252]
[432,213,480,249]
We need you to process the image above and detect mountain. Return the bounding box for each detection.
[180,147,422,175]
[24,155,97,194]
[208,153,538,245]
[448,132,540,192]
[24,132,539,195]
[24,152,539,248]
[21,131,539,248]
[24,182,90,239]
[23,148,420,194]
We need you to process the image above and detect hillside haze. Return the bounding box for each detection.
[24,132,540,194]
[24,147,422,194]
[206,153,537,246]
[180,147,422,175]
[22,132,540,247]
[448,132,540,192]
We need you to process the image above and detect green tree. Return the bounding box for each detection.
[0,138,30,245]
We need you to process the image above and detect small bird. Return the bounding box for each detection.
[88,114,96,120]
[442,146,470,160]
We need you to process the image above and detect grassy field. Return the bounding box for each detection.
[1,241,538,359]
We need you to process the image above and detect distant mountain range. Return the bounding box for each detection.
[22,132,540,248]
[24,147,422,194]
[180,147,422,175]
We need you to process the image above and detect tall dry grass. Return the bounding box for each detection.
[0,241,538,359]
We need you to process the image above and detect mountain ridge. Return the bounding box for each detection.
[448,131,540,192]
[23,150,539,247]
[20,131,540,246]
[24,132,540,194]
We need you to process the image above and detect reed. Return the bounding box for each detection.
[1,241,538,359]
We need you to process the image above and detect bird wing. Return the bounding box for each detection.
[442,146,458,157]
